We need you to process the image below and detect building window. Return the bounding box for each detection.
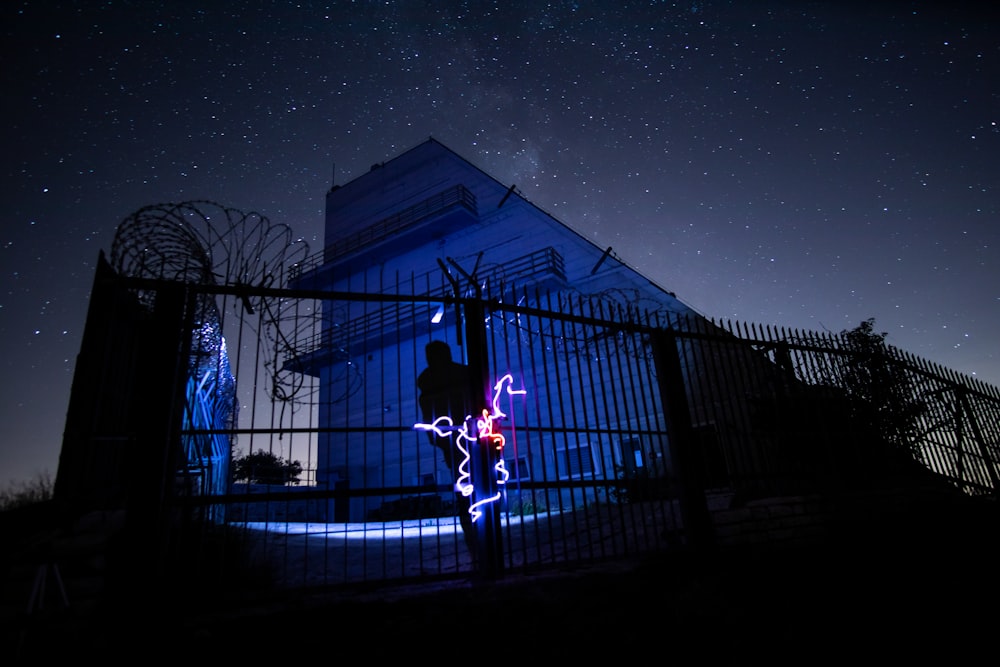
[504,455,531,482]
[620,437,645,476]
[556,440,595,479]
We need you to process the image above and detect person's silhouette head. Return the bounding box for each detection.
[425,340,454,367]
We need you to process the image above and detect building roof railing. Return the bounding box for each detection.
[289,184,478,283]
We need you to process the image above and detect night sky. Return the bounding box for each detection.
[3,1,998,487]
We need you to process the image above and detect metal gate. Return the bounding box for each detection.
[55,258,1000,603]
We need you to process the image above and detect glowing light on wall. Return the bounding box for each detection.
[414,373,526,523]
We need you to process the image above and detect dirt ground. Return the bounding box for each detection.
[10,528,996,664]
[7,490,997,664]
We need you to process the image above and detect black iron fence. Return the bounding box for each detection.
[55,268,1000,602]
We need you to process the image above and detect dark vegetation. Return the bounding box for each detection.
[837,317,928,460]
[231,449,303,486]
[0,472,54,512]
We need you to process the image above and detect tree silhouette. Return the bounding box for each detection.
[838,318,926,462]
[232,449,303,486]
[0,472,54,511]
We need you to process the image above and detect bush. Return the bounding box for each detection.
[507,490,548,516]
[609,466,674,504]
[0,471,54,512]
[232,449,303,485]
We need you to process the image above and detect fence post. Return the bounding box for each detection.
[117,280,192,597]
[651,327,716,553]
[462,297,504,578]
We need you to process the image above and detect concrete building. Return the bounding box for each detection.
[287,138,719,523]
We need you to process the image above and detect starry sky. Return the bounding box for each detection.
[3,1,998,487]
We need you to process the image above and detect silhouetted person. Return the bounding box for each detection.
[417,340,477,561]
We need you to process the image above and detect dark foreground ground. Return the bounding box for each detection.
[8,512,997,665]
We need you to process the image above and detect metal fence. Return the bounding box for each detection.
[57,266,1000,601]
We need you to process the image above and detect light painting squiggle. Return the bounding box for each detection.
[414,373,526,523]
